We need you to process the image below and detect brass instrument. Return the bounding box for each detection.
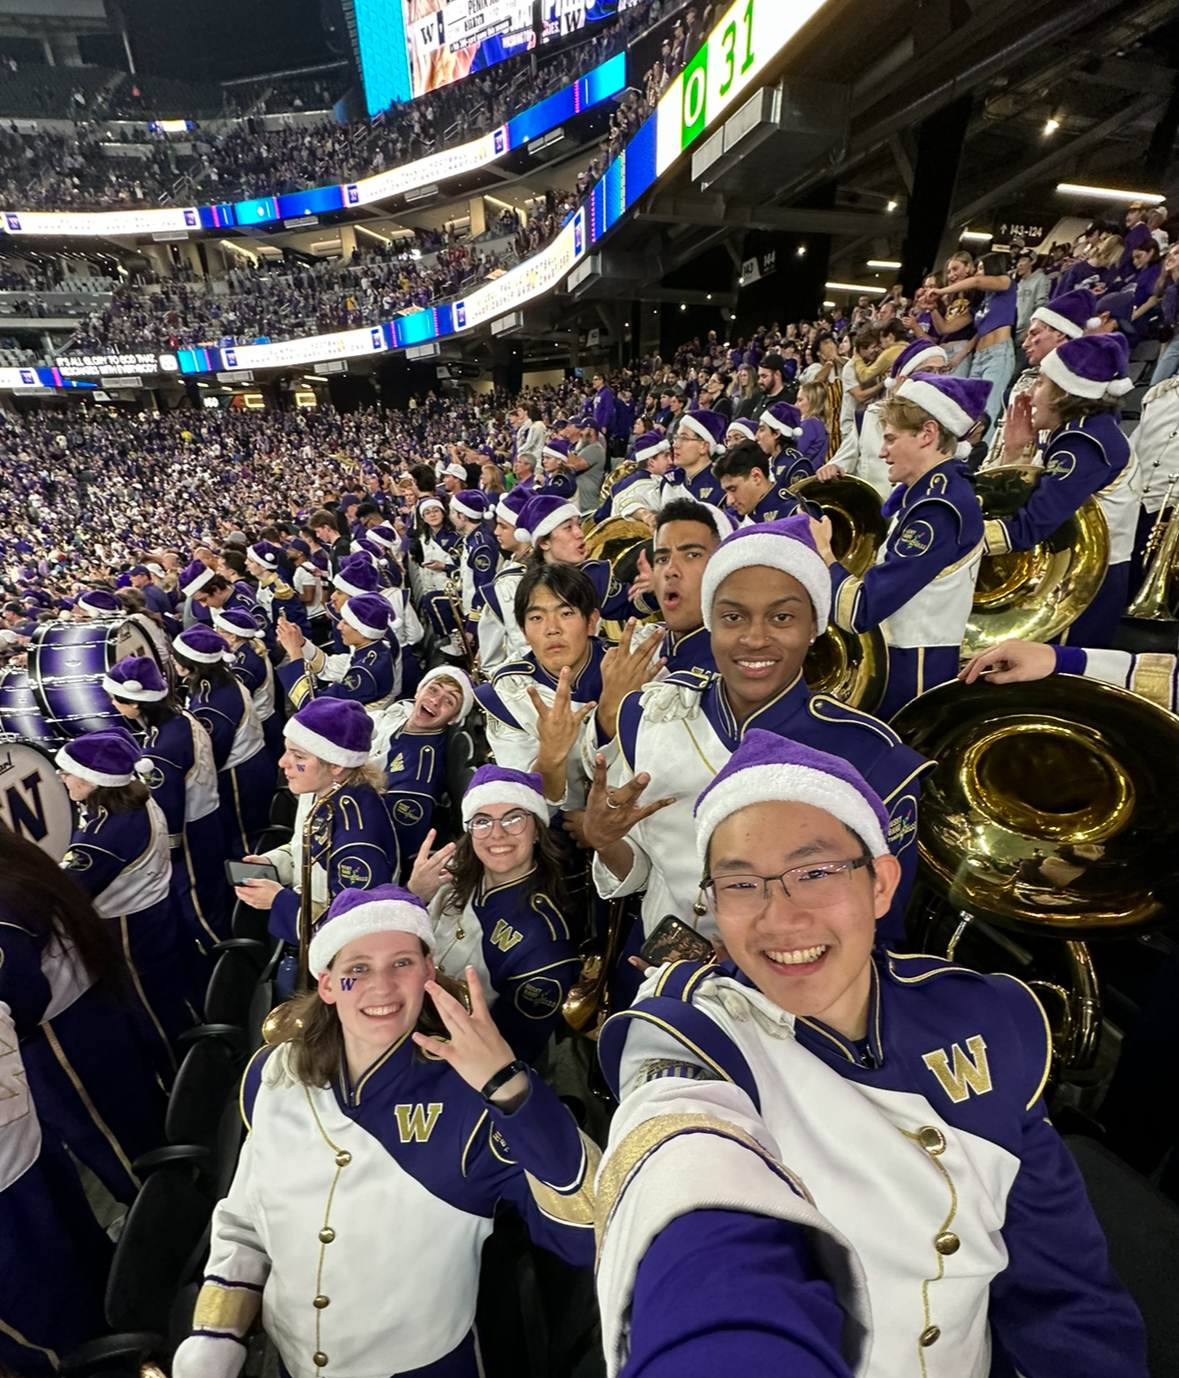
[1125,476,1179,621]
[791,474,890,713]
[297,784,341,991]
[584,515,658,642]
[443,571,484,683]
[582,462,642,540]
[563,896,634,1036]
[964,466,1109,655]
[891,676,1179,1069]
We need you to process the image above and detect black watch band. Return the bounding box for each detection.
[481,1059,528,1102]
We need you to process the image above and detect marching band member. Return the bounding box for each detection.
[478,485,532,676]
[245,541,311,639]
[714,438,804,524]
[178,558,261,627]
[985,333,1139,647]
[578,516,930,954]
[513,493,642,627]
[962,635,1179,711]
[370,666,474,860]
[56,726,191,1064]
[536,436,580,500]
[753,401,813,486]
[1126,371,1179,588]
[818,339,950,497]
[74,588,122,619]
[173,624,273,859]
[647,497,729,675]
[276,593,397,711]
[588,431,674,528]
[212,606,281,763]
[234,698,400,1000]
[409,496,459,600]
[3,827,165,1206]
[595,731,1146,1378]
[981,288,1097,468]
[172,886,596,1378]
[725,415,759,448]
[659,408,727,508]
[476,563,610,810]
[105,654,229,949]
[408,766,581,1061]
[818,374,990,720]
[365,523,424,697]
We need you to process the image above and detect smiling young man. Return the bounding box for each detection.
[594,732,1146,1378]
[580,514,930,956]
[816,373,990,721]
[475,563,604,808]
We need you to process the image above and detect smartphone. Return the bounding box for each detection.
[225,859,280,886]
[639,915,715,968]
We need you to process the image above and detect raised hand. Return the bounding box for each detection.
[629,548,655,600]
[1002,392,1035,455]
[275,615,306,659]
[413,968,529,1109]
[528,667,597,800]
[580,752,676,852]
[596,619,665,740]
[407,828,457,904]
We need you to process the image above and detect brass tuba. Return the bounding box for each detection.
[963,465,1109,654]
[582,462,641,541]
[791,474,890,712]
[584,515,657,641]
[890,676,1179,1068]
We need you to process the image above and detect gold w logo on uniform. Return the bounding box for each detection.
[921,1035,993,1103]
[490,919,524,953]
[387,753,405,775]
[394,1102,443,1143]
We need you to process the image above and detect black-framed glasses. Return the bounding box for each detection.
[703,855,871,917]
[466,809,532,839]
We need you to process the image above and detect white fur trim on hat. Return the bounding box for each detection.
[332,568,370,597]
[760,409,802,438]
[1029,305,1084,340]
[701,530,830,634]
[1040,348,1133,400]
[895,344,948,380]
[171,633,228,663]
[418,498,445,514]
[893,378,973,437]
[543,444,568,462]
[418,665,475,723]
[461,780,549,825]
[496,497,520,526]
[677,413,724,454]
[694,762,888,867]
[309,899,435,976]
[341,601,387,641]
[211,609,262,638]
[100,674,167,702]
[450,495,492,522]
[283,716,370,768]
[54,743,137,789]
[526,501,581,545]
[635,437,670,464]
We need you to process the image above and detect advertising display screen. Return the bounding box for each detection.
[403,0,535,99]
[541,0,618,43]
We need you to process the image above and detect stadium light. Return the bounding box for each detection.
[1043,118,1060,135]
[959,230,993,242]
[1056,182,1164,203]
[867,259,901,269]
[825,281,887,294]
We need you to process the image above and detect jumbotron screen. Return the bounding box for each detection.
[354,0,535,111]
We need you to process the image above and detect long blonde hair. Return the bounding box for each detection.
[799,381,830,426]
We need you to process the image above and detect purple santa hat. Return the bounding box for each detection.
[284,696,373,769]
[247,541,282,571]
[366,525,400,551]
[461,764,549,824]
[1040,333,1133,400]
[450,490,493,522]
[178,559,215,596]
[759,401,803,439]
[700,513,831,633]
[495,484,531,528]
[76,588,122,616]
[341,593,391,641]
[634,431,671,465]
[1031,287,1097,340]
[308,883,434,976]
[333,557,381,597]
[543,436,572,464]
[725,417,759,443]
[212,607,263,639]
[56,725,150,789]
[887,340,948,385]
[893,373,992,456]
[173,623,231,664]
[102,654,169,702]
[515,493,581,546]
[677,409,728,455]
[693,728,890,867]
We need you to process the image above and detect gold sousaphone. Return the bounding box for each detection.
[964,465,1109,654]
[891,676,1179,1068]
[791,474,889,711]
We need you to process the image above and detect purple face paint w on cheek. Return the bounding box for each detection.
[339,976,356,991]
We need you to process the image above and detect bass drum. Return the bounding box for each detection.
[0,664,56,746]
[0,737,76,860]
[26,616,164,743]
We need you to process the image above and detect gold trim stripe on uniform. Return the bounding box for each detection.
[119,915,177,1073]
[41,1020,141,1192]
[524,1131,601,1227]
[192,1280,262,1332]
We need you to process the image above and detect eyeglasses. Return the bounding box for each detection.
[703,855,871,918]
[466,810,532,839]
